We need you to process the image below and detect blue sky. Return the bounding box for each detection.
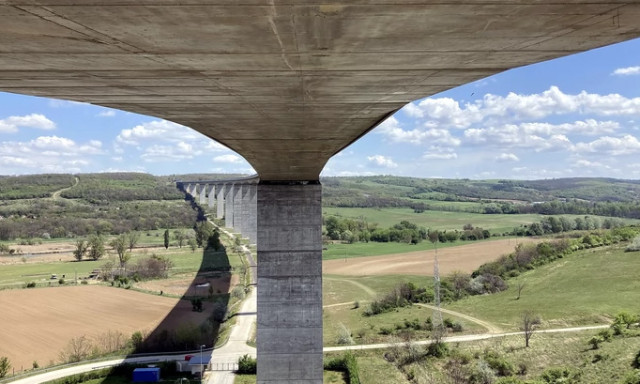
[2,38,640,179]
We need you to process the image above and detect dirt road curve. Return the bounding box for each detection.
[323,238,537,276]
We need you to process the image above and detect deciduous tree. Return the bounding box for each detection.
[87,235,105,261]
[521,310,541,347]
[0,356,10,378]
[73,239,88,261]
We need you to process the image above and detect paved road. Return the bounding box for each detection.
[7,354,190,384]
[205,231,257,384]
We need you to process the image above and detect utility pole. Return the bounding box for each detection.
[429,231,445,342]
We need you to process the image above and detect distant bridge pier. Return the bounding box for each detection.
[225,184,235,229]
[233,184,244,232]
[208,184,216,209]
[216,184,225,219]
[199,184,207,205]
[247,185,257,244]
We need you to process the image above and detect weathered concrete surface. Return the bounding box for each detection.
[224,184,235,229]
[216,184,225,220]
[2,2,640,180]
[208,184,216,209]
[256,183,323,383]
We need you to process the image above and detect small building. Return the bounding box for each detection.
[132,367,160,383]
[188,355,211,375]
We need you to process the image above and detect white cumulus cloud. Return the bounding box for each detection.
[367,155,398,168]
[214,154,243,163]
[573,135,640,156]
[0,114,56,133]
[612,66,640,76]
[496,153,519,162]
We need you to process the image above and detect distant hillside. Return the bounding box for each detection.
[321,176,640,218]
[0,172,197,241]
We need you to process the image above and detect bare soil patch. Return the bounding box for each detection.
[0,285,205,371]
[323,238,538,276]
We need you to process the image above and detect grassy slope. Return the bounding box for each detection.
[446,243,640,329]
[350,331,640,384]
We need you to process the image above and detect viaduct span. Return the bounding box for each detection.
[3,2,640,382]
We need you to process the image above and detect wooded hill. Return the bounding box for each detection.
[322,176,640,218]
[0,173,195,241]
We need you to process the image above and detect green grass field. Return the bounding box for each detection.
[0,240,241,289]
[446,243,640,329]
[322,238,479,260]
[324,207,640,234]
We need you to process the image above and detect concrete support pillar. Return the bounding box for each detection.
[233,184,244,231]
[256,182,323,383]
[216,184,225,219]
[225,184,235,228]
[208,184,216,208]
[240,185,251,239]
[199,184,207,205]
[186,183,195,198]
[247,184,257,244]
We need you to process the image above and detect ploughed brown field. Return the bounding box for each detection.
[322,238,538,276]
[0,285,206,371]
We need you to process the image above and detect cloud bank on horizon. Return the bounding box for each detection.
[1,38,640,179]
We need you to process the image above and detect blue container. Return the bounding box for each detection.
[132,367,160,383]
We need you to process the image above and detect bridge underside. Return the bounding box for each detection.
[3,2,640,383]
[2,2,640,180]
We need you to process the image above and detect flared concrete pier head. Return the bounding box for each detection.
[256,182,323,383]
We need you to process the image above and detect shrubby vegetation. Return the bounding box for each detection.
[0,174,75,200]
[59,173,183,202]
[0,173,197,241]
[324,352,360,384]
[324,216,492,245]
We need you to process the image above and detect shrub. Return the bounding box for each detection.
[486,355,515,376]
[540,367,581,384]
[620,370,640,384]
[26,281,36,288]
[58,278,65,285]
[427,342,448,358]
[633,349,640,369]
[324,352,360,384]
[336,323,354,345]
[469,360,496,384]
[237,354,256,374]
[0,356,10,378]
[231,285,245,300]
[625,235,640,251]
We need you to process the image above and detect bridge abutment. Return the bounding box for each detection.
[256,182,323,383]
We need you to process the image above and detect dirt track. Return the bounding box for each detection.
[0,285,203,371]
[323,238,537,276]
